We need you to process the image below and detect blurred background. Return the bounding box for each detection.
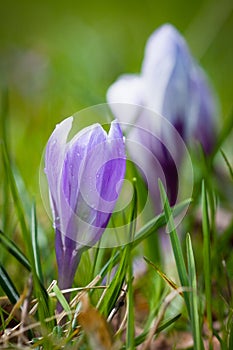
[0,0,233,203]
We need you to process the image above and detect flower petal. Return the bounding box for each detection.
[58,123,108,241]
[61,123,107,212]
[46,118,126,294]
[78,122,126,246]
[107,74,144,127]
[142,24,192,125]
[45,117,73,221]
[57,120,126,246]
[188,65,218,153]
[55,229,83,291]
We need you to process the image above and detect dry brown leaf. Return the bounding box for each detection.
[77,294,113,350]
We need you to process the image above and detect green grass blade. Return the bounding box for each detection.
[52,283,72,321]
[220,149,233,181]
[151,313,181,333]
[186,233,204,350]
[158,180,190,315]
[129,177,138,240]
[228,320,233,350]
[0,263,20,304]
[144,256,181,293]
[125,179,137,349]
[2,143,30,250]
[0,89,9,147]
[126,253,134,350]
[31,202,44,283]
[2,144,54,328]
[122,313,181,348]
[99,246,129,317]
[99,249,121,280]
[99,198,191,281]
[211,108,233,160]
[201,181,213,333]
[212,330,227,350]
[1,90,10,233]
[34,276,55,332]
[133,198,192,246]
[0,230,31,271]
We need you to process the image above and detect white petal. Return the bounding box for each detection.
[141,24,192,116]
[107,74,145,127]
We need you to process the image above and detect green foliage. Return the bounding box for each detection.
[0,263,19,304]
[201,181,213,334]
[0,2,233,348]
[186,233,204,350]
[159,181,190,315]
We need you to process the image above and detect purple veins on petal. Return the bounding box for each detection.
[45,118,126,291]
[107,23,218,209]
[45,117,73,225]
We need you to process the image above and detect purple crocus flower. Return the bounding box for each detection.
[45,117,126,291]
[107,24,217,207]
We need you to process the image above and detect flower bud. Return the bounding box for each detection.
[45,118,126,290]
[107,24,217,206]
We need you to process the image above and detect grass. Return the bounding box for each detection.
[1,116,233,348]
[0,1,233,348]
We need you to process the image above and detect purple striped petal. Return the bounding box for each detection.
[107,23,217,209]
[45,119,126,291]
[45,117,73,225]
[188,65,218,154]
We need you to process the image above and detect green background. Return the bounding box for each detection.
[0,0,233,198]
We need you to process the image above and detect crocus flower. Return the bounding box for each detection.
[45,117,126,291]
[107,24,217,207]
